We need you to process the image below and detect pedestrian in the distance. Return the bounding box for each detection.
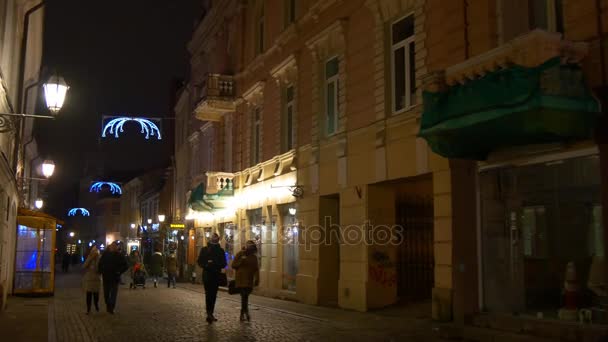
[98,242,129,314]
[83,246,101,314]
[232,240,259,322]
[149,249,164,288]
[166,251,178,289]
[198,233,227,323]
[62,252,70,272]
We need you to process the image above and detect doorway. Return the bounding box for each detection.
[394,176,434,303]
[318,194,340,307]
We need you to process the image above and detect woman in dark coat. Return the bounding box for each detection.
[231,240,259,322]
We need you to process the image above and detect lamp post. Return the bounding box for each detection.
[34,198,43,209]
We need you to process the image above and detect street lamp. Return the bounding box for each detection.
[43,74,69,114]
[158,214,165,223]
[34,198,43,209]
[69,232,75,238]
[147,218,152,224]
[288,207,296,216]
[41,160,55,178]
[130,223,136,229]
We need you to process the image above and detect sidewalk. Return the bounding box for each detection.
[177,282,438,339]
[0,295,50,342]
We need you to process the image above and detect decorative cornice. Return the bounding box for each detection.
[270,54,298,86]
[241,81,266,106]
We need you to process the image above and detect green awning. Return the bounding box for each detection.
[418,57,602,160]
[188,183,234,213]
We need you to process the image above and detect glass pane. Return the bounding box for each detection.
[529,0,548,30]
[325,57,339,79]
[481,155,602,319]
[287,106,293,150]
[409,41,416,101]
[554,0,564,33]
[393,47,405,112]
[392,15,414,44]
[282,219,299,291]
[286,85,294,102]
[326,82,336,134]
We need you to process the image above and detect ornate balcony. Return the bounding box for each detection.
[193,74,235,122]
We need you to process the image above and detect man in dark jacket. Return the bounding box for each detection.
[197,233,226,323]
[98,242,129,314]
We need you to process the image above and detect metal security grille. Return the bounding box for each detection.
[395,194,434,302]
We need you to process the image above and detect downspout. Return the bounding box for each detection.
[597,0,606,86]
[12,1,45,179]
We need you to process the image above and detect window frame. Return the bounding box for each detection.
[390,14,416,115]
[324,56,340,136]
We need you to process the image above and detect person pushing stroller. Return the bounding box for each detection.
[128,250,147,289]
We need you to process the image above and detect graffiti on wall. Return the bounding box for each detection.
[368,250,397,288]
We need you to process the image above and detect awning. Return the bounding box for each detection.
[187,183,233,213]
[418,57,602,160]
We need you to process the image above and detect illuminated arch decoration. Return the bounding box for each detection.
[68,208,91,217]
[90,181,122,195]
[101,116,162,140]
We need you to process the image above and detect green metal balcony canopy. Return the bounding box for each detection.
[418,57,601,160]
[188,183,234,212]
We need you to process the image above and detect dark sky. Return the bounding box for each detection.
[35,0,202,218]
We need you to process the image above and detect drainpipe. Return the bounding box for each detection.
[12,1,45,182]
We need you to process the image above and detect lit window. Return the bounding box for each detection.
[325,57,339,136]
[391,15,415,113]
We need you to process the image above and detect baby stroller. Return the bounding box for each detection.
[130,263,146,289]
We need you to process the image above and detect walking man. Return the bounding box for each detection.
[198,233,226,323]
[149,249,164,288]
[98,242,128,314]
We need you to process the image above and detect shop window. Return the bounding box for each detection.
[480,154,603,321]
[390,15,415,113]
[247,209,263,268]
[221,223,236,279]
[282,207,299,291]
[325,57,339,136]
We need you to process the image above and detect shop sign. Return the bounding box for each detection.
[170,223,185,229]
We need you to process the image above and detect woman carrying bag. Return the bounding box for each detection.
[231,240,259,322]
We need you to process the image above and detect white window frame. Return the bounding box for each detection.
[284,84,295,151]
[324,56,339,136]
[252,107,261,165]
[390,14,415,115]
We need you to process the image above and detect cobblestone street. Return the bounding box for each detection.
[47,271,441,342]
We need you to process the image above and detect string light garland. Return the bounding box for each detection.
[101,116,162,140]
[89,181,122,195]
[68,208,90,217]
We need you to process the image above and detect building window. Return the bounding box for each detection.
[283,85,295,152]
[284,0,296,27]
[325,57,339,136]
[391,15,415,113]
[256,5,265,55]
[251,107,261,165]
[480,154,602,318]
[529,0,563,33]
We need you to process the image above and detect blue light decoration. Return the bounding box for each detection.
[89,181,122,195]
[102,116,162,140]
[68,208,91,217]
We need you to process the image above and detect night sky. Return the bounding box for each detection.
[35,0,202,218]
